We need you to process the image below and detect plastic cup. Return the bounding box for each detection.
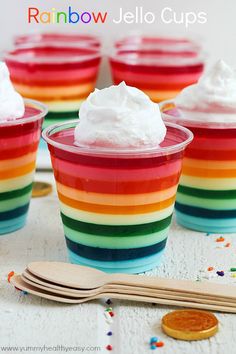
[5,44,101,127]
[0,99,47,235]
[109,35,204,103]
[4,42,101,167]
[161,100,236,233]
[43,120,193,273]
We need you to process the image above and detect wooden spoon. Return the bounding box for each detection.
[10,275,236,313]
[28,261,236,300]
[22,269,236,307]
[21,272,236,308]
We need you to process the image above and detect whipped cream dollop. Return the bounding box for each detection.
[74,82,166,149]
[0,62,25,122]
[176,60,236,112]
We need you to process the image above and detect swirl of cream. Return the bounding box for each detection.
[74,82,166,149]
[176,60,236,112]
[0,62,25,122]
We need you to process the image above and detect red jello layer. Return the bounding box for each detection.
[0,107,42,138]
[110,59,204,74]
[0,107,43,160]
[116,49,199,58]
[53,170,180,194]
[112,69,201,85]
[0,141,39,160]
[183,126,236,161]
[6,46,101,72]
[49,145,183,169]
[6,57,100,71]
[9,66,99,84]
[51,155,182,181]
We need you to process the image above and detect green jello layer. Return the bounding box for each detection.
[0,192,32,212]
[64,225,169,249]
[0,183,33,201]
[177,192,236,210]
[61,213,172,237]
[178,185,236,199]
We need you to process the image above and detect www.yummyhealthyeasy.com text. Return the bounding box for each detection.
[28,6,207,28]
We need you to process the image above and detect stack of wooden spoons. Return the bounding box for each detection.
[10,262,236,312]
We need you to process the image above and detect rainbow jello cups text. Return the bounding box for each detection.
[0,99,47,234]
[43,120,192,273]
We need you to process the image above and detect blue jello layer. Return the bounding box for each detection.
[39,138,48,151]
[0,214,27,235]
[176,210,236,233]
[68,249,165,274]
[65,236,167,261]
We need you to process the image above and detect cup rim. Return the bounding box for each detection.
[4,43,101,64]
[14,32,101,48]
[113,31,205,48]
[109,33,205,66]
[160,99,236,129]
[0,98,48,127]
[109,52,206,67]
[109,48,206,67]
[42,119,193,157]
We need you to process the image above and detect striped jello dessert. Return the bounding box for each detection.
[0,100,47,234]
[5,44,101,127]
[161,60,236,233]
[176,125,236,232]
[43,121,192,273]
[5,41,101,167]
[109,36,204,103]
[162,107,236,233]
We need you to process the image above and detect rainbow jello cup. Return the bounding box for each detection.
[0,99,47,234]
[109,36,204,103]
[43,120,192,273]
[4,42,101,167]
[161,101,236,233]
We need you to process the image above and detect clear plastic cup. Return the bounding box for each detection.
[109,35,204,103]
[0,99,47,235]
[4,43,101,167]
[160,100,236,233]
[43,120,193,273]
[5,44,101,126]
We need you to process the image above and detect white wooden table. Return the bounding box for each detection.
[1,172,236,354]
